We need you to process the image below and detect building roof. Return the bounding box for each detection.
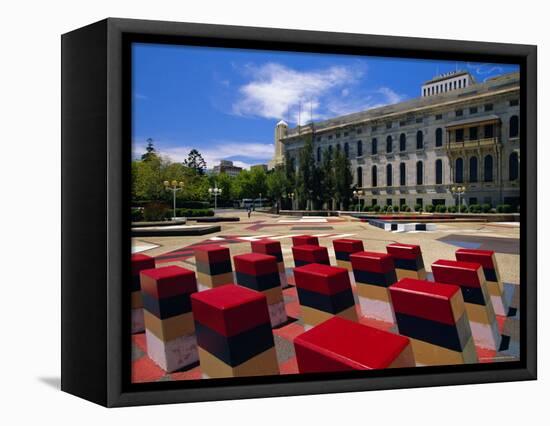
[445,114,500,129]
[423,70,470,85]
[283,72,519,138]
[277,120,288,126]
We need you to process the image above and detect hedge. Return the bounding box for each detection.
[172,208,214,218]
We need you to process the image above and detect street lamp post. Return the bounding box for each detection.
[287,192,295,210]
[451,185,466,213]
[163,180,184,219]
[209,183,222,212]
[352,189,364,212]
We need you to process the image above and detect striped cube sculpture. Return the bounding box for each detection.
[233,253,287,327]
[140,265,198,372]
[292,235,319,247]
[194,245,233,291]
[292,244,330,267]
[432,259,500,351]
[455,248,508,316]
[386,243,426,280]
[251,239,288,288]
[294,316,414,373]
[191,284,279,378]
[333,238,364,271]
[293,263,357,330]
[131,253,155,333]
[389,278,478,366]
[350,251,398,324]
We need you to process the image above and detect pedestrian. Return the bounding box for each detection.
[247,206,251,218]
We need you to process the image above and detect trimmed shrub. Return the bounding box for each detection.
[468,203,481,213]
[174,208,215,217]
[131,208,144,222]
[435,204,447,213]
[392,205,400,213]
[424,204,435,213]
[447,205,458,213]
[372,204,381,212]
[481,203,492,213]
[144,202,170,221]
[363,205,373,212]
[496,204,512,213]
[414,204,423,212]
[401,205,411,212]
[177,200,210,209]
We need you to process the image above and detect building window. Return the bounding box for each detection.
[386,199,393,206]
[372,126,378,132]
[469,126,478,141]
[485,103,493,111]
[510,99,519,107]
[328,135,333,140]
[336,144,341,152]
[400,198,406,206]
[371,138,378,155]
[336,132,341,138]
[456,109,463,117]
[317,147,321,162]
[509,152,519,181]
[455,157,464,183]
[372,199,377,206]
[357,166,363,187]
[386,135,393,153]
[416,130,424,149]
[510,115,519,138]
[316,136,321,142]
[357,128,362,134]
[469,156,478,182]
[458,80,462,89]
[484,155,494,182]
[357,140,363,157]
[456,129,464,142]
[371,165,378,187]
[399,133,406,152]
[400,162,406,186]
[416,198,423,208]
[435,114,443,120]
[484,124,494,139]
[328,145,333,155]
[416,161,423,185]
[435,128,443,147]
[469,106,478,114]
[435,159,443,185]
[386,122,392,129]
[344,132,349,137]
[386,164,393,186]
[469,197,478,205]
[344,142,349,158]
[416,117,423,123]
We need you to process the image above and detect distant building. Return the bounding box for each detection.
[213,160,243,177]
[251,164,268,172]
[272,71,520,209]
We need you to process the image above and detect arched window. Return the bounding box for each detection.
[469,157,478,182]
[400,162,406,186]
[416,161,423,185]
[455,157,464,183]
[357,167,363,187]
[357,140,363,157]
[416,130,424,149]
[386,164,393,186]
[435,128,443,147]
[509,115,519,138]
[484,155,494,182]
[399,133,406,152]
[435,159,443,184]
[371,138,378,155]
[317,146,321,162]
[344,142,349,158]
[509,152,519,181]
[386,135,393,153]
[371,165,378,187]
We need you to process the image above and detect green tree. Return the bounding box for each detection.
[319,148,335,210]
[141,138,158,161]
[333,149,353,210]
[267,166,288,213]
[183,149,207,175]
[296,134,315,210]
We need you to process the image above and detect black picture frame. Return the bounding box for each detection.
[61,17,537,407]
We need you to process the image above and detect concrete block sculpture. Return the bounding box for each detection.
[386,243,426,280]
[292,244,330,267]
[292,235,319,246]
[191,284,279,378]
[333,238,364,271]
[140,265,198,372]
[251,238,288,288]
[293,263,357,330]
[294,316,414,373]
[233,253,287,327]
[194,245,233,291]
[389,277,478,366]
[131,253,155,333]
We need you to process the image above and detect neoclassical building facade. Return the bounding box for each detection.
[271,71,520,209]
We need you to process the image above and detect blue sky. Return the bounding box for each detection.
[132,43,519,169]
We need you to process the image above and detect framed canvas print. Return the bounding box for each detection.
[61,18,537,407]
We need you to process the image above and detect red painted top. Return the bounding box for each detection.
[350,251,394,273]
[293,263,352,295]
[333,238,364,253]
[431,259,483,288]
[191,284,270,337]
[292,235,319,246]
[140,265,197,299]
[294,317,410,373]
[292,245,329,263]
[455,248,496,269]
[250,239,282,255]
[389,278,461,325]
[386,243,422,260]
[131,253,155,276]
[233,253,278,276]
[194,245,230,263]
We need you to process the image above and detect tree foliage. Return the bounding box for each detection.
[183,149,207,175]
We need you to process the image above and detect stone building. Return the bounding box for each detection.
[271,71,520,209]
[212,160,243,177]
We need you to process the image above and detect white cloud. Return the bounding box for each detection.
[132,140,274,170]
[467,63,504,76]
